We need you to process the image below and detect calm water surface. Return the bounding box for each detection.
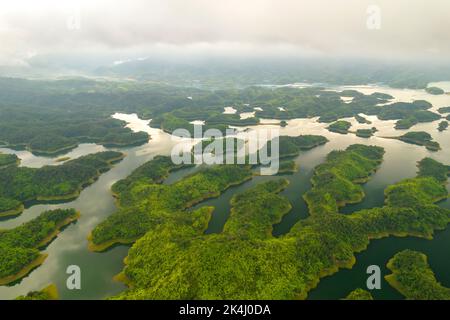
[1,83,449,299]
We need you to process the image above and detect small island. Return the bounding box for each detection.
[327,120,352,134]
[385,250,450,300]
[438,121,449,132]
[343,288,374,300]
[0,209,79,285]
[355,114,372,124]
[15,284,59,300]
[304,144,385,215]
[355,127,377,138]
[438,106,450,114]
[425,86,445,95]
[395,131,441,151]
[0,151,124,217]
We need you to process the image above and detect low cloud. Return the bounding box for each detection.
[1,0,450,66]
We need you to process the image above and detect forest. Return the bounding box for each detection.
[0,77,442,158]
[0,153,19,168]
[0,209,79,285]
[385,250,450,300]
[87,144,450,299]
[15,284,58,300]
[89,161,254,251]
[327,121,352,134]
[0,151,124,216]
[344,288,373,300]
[397,131,441,151]
[304,144,385,215]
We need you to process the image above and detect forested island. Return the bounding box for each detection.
[327,121,352,134]
[355,128,377,138]
[425,87,445,95]
[438,121,449,132]
[89,162,254,251]
[438,106,450,114]
[343,288,373,300]
[0,209,79,285]
[394,131,441,151]
[355,114,372,124]
[0,151,124,217]
[85,143,450,299]
[15,284,59,300]
[385,250,450,300]
[304,144,385,215]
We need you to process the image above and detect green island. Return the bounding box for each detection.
[86,143,450,299]
[194,135,328,163]
[0,151,124,217]
[304,144,385,215]
[425,87,445,95]
[385,250,450,300]
[438,121,449,132]
[438,106,450,114]
[355,128,377,138]
[395,131,441,151]
[15,283,59,300]
[88,162,254,251]
[55,156,71,163]
[343,288,374,300]
[0,209,79,285]
[417,157,450,184]
[394,111,441,130]
[0,77,442,153]
[274,135,329,159]
[0,153,19,168]
[327,121,352,134]
[355,114,372,124]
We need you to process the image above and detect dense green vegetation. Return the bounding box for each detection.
[385,250,450,300]
[0,153,19,168]
[0,151,124,216]
[112,155,193,196]
[274,135,329,158]
[394,110,442,130]
[0,209,79,285]
[418,157,450,184]
[425,87,445,95]
[95,144,450,299]
[304,145,384,215]
[327,121,352,134]
[438,107,450,114]
[355,128,377,138]
[397,132,441,151]
[89,160,254,251]
[344,288,374,300]
[355,115,372,124]
[438,121,449,132]
[15,284,59,300]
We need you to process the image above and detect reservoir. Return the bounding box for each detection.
[0,84,449,299]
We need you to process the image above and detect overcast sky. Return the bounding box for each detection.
[0,0,449,66]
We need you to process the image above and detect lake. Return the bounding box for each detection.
[0,83,449,299]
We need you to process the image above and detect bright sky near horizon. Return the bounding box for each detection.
[0,0,449,66]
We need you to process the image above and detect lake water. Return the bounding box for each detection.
[0,83,449,300]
